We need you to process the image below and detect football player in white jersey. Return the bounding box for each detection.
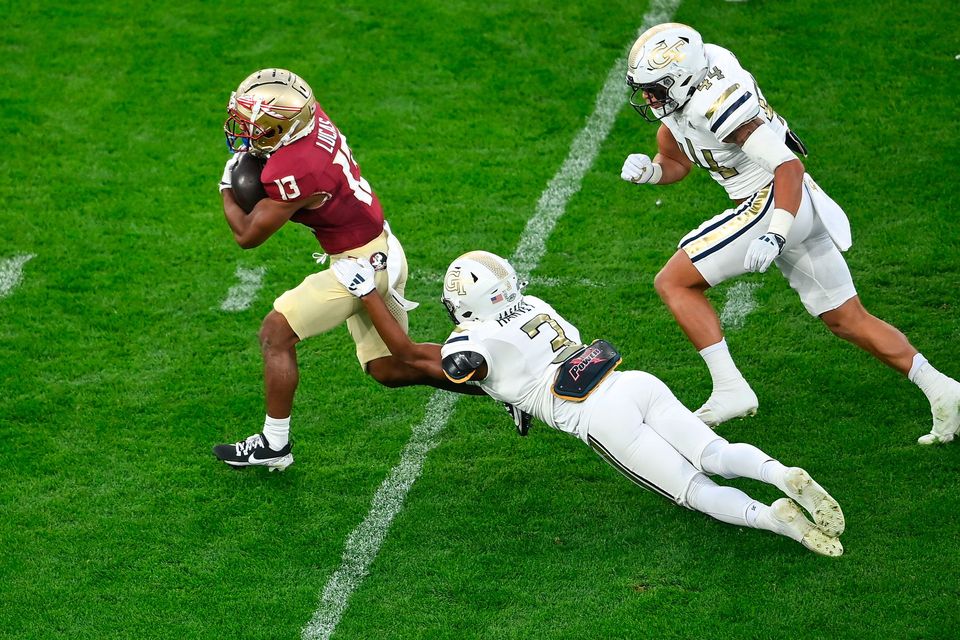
[331,251,846,556]
[620,23,960,444]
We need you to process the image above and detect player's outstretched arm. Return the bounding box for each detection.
[332,258,447,381]
[726,118,805,214]
[727,117,807,272]
[363,292,447,381]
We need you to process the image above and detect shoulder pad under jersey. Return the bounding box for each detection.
[687,56,761,141]
[261,144,324,203]
[442,350,487,383]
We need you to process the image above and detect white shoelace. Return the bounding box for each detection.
[235,434,265,456]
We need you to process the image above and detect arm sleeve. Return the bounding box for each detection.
[740,123,798,173]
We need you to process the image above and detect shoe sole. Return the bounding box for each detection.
[918,394,960,445]
[221,453,295,472]
[694,405,758,428]
[772,498,843,557]
[784,468,845,537]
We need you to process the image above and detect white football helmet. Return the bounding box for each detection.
[626,23,707,122]
[441,251,524,324]
[224,68,318,156]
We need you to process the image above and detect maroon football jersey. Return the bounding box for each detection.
[262,107,384,254]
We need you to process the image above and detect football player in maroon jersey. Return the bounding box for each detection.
[213,68,480,471]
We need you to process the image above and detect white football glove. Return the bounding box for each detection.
[743,232,786,273]
[219,153,242,192]
[620,153,660,184]
[332,258,376,297]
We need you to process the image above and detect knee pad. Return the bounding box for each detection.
[699,437,734,478]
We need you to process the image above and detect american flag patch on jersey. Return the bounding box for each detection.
[490,293,504,304]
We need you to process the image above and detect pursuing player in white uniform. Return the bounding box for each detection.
[331,251,846,556]
[620,23,960,444]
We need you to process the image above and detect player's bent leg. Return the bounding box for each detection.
[685,474,841,556]
[586,414,702,506]
[820,297,960,444]
[259,310,301,418]
[654,252,757,426]
[618,371,727,464]
[213,310,300,471]
[654,250,724,351]
[819,297,917,374]
[698,439,844,536]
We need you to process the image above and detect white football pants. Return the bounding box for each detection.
[581,370,780,526]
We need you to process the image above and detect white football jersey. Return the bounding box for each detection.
[440,295,583,430]
[662,44,791,200]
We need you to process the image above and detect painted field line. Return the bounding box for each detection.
[0,254,35,300]
[220,265,266,312]
[719,281,761,330]
[302,2,681,638]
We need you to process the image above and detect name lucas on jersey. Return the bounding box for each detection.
[314,116,338,154]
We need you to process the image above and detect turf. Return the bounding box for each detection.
[2,0,959,638]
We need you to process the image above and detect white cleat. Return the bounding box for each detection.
[694,384,759,427]
[917,380,960,445]
[783,468,845,537]
[760,498,843,557]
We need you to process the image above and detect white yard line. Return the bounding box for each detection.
[219,266,266,312]
[302,3,681,638]
[0,254,35,300]
[302,392,457,640]
[719,281,761,330]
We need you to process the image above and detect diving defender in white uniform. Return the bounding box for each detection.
[332,251,846,556]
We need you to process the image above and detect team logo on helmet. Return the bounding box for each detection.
[647,39,688,69]
[444,267,467,296]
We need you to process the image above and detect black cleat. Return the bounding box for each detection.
[213,433,293,472]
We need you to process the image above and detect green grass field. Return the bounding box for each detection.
[3,1,960,638]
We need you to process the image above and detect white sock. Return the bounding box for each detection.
[910,354,957,404]
[699,339,747,389]
[700,439,774,481]
[263,415,290,449]
[686,474,758,527]
[907,353,928,383]
[759,460,789,493]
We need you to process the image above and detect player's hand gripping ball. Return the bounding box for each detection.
[231,153,268,213]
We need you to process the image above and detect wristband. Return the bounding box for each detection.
[767,208,795,239]
[649,163,663,185]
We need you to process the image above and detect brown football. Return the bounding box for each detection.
[230,153,268,214]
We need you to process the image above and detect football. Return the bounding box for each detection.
[230,152,268,213]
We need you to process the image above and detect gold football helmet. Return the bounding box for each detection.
[224,68,318,156]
